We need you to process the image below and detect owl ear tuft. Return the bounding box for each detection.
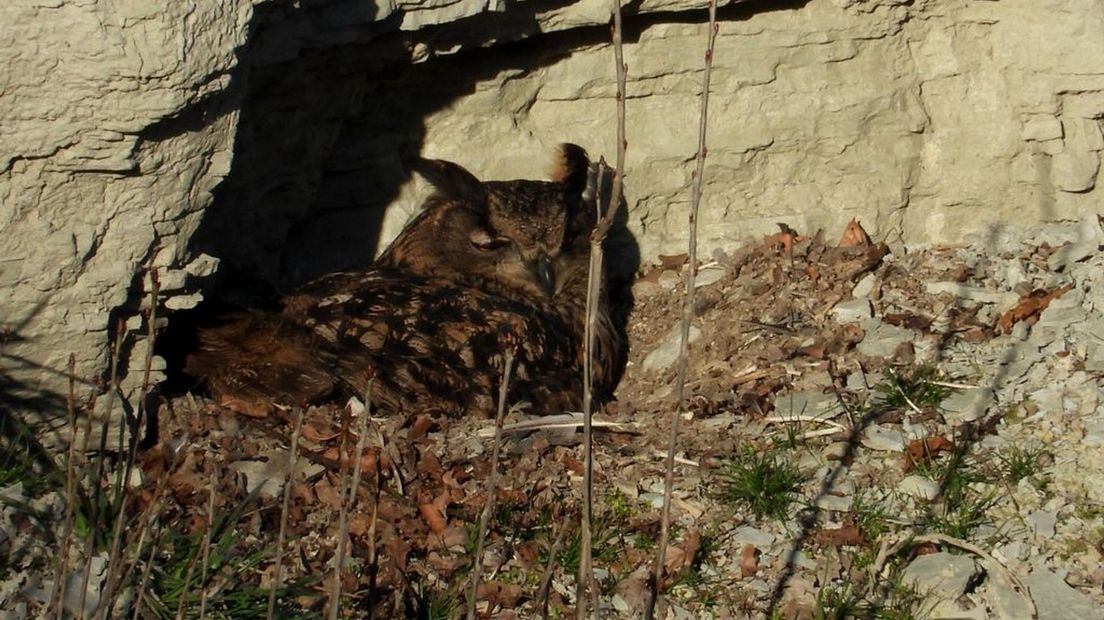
[550,143,591,197]
[410,157,488,203]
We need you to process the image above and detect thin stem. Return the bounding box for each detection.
[648,2,719,617]
[576,0,628,614]
[50,354,79,619]
[330,388,373,620]
[80,319,126,620]
[198,469,218,619]
[467,349,516,620]
[538,520,569,620]
[97,267,160,618]
[268,406,306,619]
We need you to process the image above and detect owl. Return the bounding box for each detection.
[186,144,621,418]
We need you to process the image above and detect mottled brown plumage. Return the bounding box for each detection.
[186,144,620,418]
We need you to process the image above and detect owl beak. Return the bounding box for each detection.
[534,254,556,297]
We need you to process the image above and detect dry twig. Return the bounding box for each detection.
[48,354,79,620]
[467,348,517,620]
[98,269,161,618]
[329,388,373,620]
[197,469,218,619]
[576,0,629,613]
[648,1,719,616]
[268,406,306,620]
[538,521,569,620]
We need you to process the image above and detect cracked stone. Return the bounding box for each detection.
[941,387,996,425]
[899,475,940,500]
[861,425,906,451]
[830,298,874,323]
[772,390,839,418]
[641,325,701,372]
[694,264,726,288]
[851,273,876,298]
[1025,567,1103,620]
[901,552,978,602]
[857,319,917,359]
[1026,509,1058,538]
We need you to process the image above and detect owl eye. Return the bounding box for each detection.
[469,229,510,251]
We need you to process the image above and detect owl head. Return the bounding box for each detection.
[379,144,595,300]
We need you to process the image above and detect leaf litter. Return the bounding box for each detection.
[5,217,1104,618]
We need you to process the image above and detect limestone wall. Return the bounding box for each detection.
[2,0,1102,424]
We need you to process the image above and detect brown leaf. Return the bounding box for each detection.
[903,436,954,471]
[805,265,820,282]
[839,219,871,247]
[798,342,827,360]
[883,312,933,332]
[419,502,448,535]
[387,536,411,572]
[813,523,865,547]
[739,544,760,578]
[476,581,523,608]
[300,423,340,443]
[219,396,270,418]
[658,253,689,271]
[408,414,436,441]
[663,529,701,577]
[997,284,1073,334]
[313,476,343,508]
[763,224,804,254]
[960,326,993,343]
[562,456,585,476]
[416,452,445,478]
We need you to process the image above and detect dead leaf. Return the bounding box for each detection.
[813,523,865,547]
[883,312,933,332]
[997,284,1073,334]
[739,544,760,578]
[476,581,523,608]
[300,423,340,443]
[663,529,701,578]
[219,396,270,418]
[839,219,871,247]
[658,253,689,271]
[903,436,954,471]
[764,223,804,254]
[408,414,436,441]
[419,502,448,535]
[562,456,585,476]
[798,342,827,360]
[314,476,343,508]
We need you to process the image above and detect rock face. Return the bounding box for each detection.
[3,0,1104,428]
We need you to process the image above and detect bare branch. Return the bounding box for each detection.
[330,387,374,620]
[467,348,517,620]
[268,406,306,620]
[576,1,629,615]
[648,1,720,616]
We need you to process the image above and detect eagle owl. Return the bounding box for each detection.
[186,144,620,418]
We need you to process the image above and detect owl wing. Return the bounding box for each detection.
[284,268,586,417]
[184,312,339,417]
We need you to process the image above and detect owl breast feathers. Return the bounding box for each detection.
[186,143,620,418]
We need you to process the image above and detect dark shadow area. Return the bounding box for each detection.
[168,0,811,404]
[188,0,811,295]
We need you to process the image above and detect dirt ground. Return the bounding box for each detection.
[6,216,1103,619]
